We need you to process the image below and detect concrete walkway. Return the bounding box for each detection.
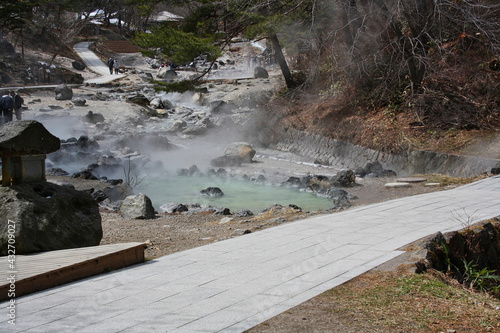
[73,42,126,84]
[3,176,500,332]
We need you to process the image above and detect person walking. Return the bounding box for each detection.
[113,59,119,74]
[10,90,24,120]
[107,57,114,74]
[0,93,14,125]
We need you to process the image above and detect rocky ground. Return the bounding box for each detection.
[5,44,499,332]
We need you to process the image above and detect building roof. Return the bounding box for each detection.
[150,11,184,23]
[0,120,60,155]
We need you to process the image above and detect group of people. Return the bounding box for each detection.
[0,91,24,125]
[107,57,120,74]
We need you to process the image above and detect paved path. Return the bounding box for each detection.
[3,176,500,332]
[73,42,126,84]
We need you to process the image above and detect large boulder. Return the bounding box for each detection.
[224,142,256,163]
[157,67,178,82]
[55,84,73,100]
[120,193,155,219]
[331,170,356,187]
[0,182,102,255]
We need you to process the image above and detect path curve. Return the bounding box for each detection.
[73,42,126,84]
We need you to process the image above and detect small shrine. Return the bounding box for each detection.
[0,120,60,186]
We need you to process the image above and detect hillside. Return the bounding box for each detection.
[263,39,500,160]
[1,24,499,161]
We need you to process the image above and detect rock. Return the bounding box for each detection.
[158,68,178,82]
[253,66,269,78]
[46,167,69,176]
[331,170,356,187]
[224,142,256,163]
[255,174,267,184]
[210,155,242,167]
[214,207,231,215]
[72,61,86,70]
[232,229,251,235]
[281,177,306,189]
[210,100,235,114]
[200,187,224,197]
[172,203,189,213]
[72,98,86,106]
[55,84,73,100]
[120,193,155,219]
[0,182,102,255]
[126,94,150,106]
[329,188,352,209]
[236,209,254,217]
[219,217,234,224]
[169,119,187,132]
[91,189,108,203]
[82,111,105,124]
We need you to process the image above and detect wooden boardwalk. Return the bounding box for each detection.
[0,242,145,301]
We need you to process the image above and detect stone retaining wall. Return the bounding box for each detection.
[270,127,500,177]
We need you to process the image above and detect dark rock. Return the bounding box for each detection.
[253,66,269,79]
[91,189,108,203]
[214,207,231,215]
[331,170,356,187]
[71,170,98,180]
[328,188,352,209]
[72,61,86,70]
[236,209,254,217]
[289,204,302,211]
[200,187,224,197]
[0,182,102,255]
[55,84,73,100]
[281,177,306,188]
[188,165,201,176]
[82,111,105,124]
[72,98,87,106]
[491,167,500,175]
[172,203,189,213]
[120,193,155,219]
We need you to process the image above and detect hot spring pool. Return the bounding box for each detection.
[143,176,334,213]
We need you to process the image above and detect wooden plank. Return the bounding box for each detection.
[0,243,145,301]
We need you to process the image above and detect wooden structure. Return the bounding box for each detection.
[0,120,60,186]
[0,242,145,301]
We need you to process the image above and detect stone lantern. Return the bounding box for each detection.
[0,120,60,186]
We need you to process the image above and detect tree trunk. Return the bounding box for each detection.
[269,33,294,89]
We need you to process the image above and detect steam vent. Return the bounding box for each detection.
[0,120,60,186]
